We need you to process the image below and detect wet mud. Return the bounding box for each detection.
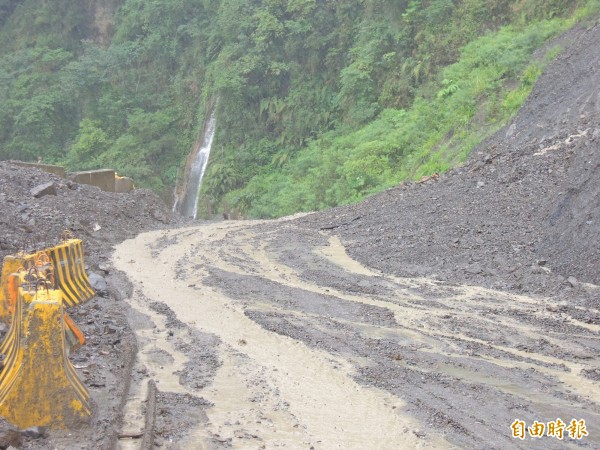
[113,218,600,449]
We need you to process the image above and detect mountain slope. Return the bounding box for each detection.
[108,21,600,449]
[0,0,596,212]
[301,19,600,292]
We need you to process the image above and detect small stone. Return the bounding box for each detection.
[30,182,57,198]
[88,272,108,296]
[465,264,483,275]
[566,276,578,287]
[506,123,516,138]
[19,224,33,233]
[103,324,118,334]
[0,423,21,448]
[152,209,168,223]
[472,161,485,170]
[531,265,542,274]
[21,426,47,439]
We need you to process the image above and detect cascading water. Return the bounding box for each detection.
[174,111,216,219]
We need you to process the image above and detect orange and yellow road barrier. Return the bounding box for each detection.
[0,234,95,323]
[0,266,91,428]
[0,234,94,429]
[47,237,95,307]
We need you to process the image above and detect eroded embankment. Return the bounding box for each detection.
[113,218,600,449]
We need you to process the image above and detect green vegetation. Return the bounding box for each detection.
[0,0,598,214]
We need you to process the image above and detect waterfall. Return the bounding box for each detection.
[175,111,217,219]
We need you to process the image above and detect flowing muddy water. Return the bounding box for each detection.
[113,218,600,449]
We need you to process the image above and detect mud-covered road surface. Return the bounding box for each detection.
[113,217,600,449]
[109,21,599,450]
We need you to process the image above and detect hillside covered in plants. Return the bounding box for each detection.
[0,0,598,217]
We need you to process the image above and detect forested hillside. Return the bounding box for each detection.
[0,0,597,217]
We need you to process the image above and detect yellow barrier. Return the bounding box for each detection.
[0,255,26,323]
[47,239,95,308]
[0,270,91,429]
[0,238,95,323]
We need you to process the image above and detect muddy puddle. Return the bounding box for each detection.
[113,219,600,449]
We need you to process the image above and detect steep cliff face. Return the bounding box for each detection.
[0,0,19,27]
[0,0,103,50]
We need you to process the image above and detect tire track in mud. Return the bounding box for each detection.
[114,219,600,449]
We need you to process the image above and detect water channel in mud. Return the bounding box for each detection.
[113,218,600,449]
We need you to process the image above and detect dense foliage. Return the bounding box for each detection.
[0,0,597,216]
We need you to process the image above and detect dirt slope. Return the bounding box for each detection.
[0,16,598,450]
[0,164,178,448]
[303,20,600,298]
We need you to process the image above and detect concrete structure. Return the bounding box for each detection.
[10,161,66,178]
[69,169,117,192]
[115,175,135,193]
[8,161,135,193]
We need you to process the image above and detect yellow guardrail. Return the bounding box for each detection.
[0,233,94,429]
[0,237,95,323]
[47,238,95,307]
[0,268,91,428]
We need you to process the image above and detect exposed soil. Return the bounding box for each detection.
[0,17,599,450]
[0,164,180,448]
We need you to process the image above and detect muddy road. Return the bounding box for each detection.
[113,217,600,449]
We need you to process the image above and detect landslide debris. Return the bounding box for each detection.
[0,162,176,261]
[301,21,600,309]
[0,161,181,448]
